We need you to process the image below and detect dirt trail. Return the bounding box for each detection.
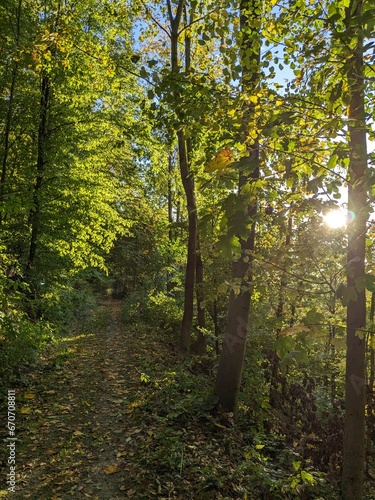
[12,301,145,499]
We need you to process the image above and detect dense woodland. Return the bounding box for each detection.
[1,0,375,498]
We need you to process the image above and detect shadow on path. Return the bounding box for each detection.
[12,302,145,499]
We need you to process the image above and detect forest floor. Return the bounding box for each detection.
[8,300,153,499]
[2,301,244,500]
[3,301,374,499]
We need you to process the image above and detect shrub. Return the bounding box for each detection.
[146,292,182,334]
[122,290,182,335]
[0,309,55,392]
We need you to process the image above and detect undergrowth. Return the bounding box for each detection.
[121,310,341,499]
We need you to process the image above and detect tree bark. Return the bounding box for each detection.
[270,215,292,408]
[26,74,50,276]
[168,0,200,357]
[168,152,174,243]
[0,0,22,226]
[370,293,375,408]
[342,0,368,496]
[215,0,261,412]
[177,129,196,356]
[196,234,206,354]
[167,152,174,293]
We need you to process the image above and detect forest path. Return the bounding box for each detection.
[13,300,153,499]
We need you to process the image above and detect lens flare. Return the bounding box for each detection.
[323,209,347,228]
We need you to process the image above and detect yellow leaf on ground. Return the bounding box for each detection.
[103,464,118,475]
[24,393,35,399]
[20,407,31,414]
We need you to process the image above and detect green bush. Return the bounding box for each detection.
[42,281,97,326]
[122,290,182,335]
[0,309,55,391]
[121,289,149,324]
[146,292,182,333]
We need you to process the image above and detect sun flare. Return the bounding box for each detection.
[323,209,347,228]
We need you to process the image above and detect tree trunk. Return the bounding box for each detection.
[270,215,292,408]
[0,0,22,226]
[167,0,199,357]
[168,152,174,243]
[342,0,368,496]
[167,152,174,293]
[196,234,206,354]
[370,293,375,407]
[215,0,261,412]
[26,74,50,275]
[177,129,196,356]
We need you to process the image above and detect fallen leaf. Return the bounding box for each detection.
[103,464,118,475]
[20,407,31,414]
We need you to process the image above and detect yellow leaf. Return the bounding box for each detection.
[215,423,226,429]
[20,407,31,414]
[355,329,365,340]
[103,464,118,475]
[205,147,233,173]
[24,393,35,400]
[279,324,310,336]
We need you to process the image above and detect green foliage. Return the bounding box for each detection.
[231,440,331,499]
[122,290,182,335]
[147,292,183,334]
[0,307,55,391]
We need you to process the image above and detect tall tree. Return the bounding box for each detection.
[342,0,368,496]
[167,0,197,357]
[0,0,22,227]
[215,0,261,412]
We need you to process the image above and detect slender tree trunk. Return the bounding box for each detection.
[177,129,196,356]
[213,298,220,355]
[270,215,292,407]
[215,0,261,412]
[26,74,50,275]
[370,293,375,407]
[168,152,174,243]
[0,0,22,226]
[184,6,206,354]
[167,152,174,293]
[167,0,200,357]
[367,292,375,477]
[196,234,206,354]
[342,0,368,496]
